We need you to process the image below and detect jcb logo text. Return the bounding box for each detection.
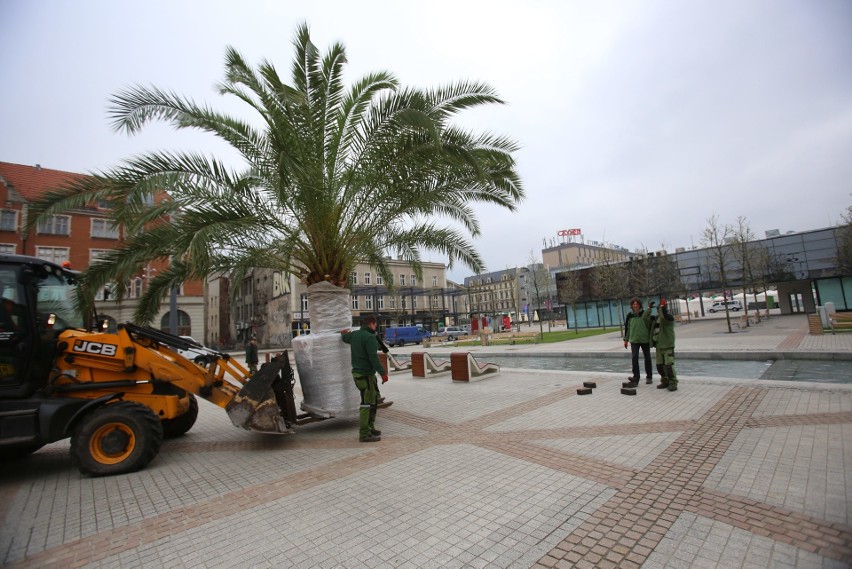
[73,341,118,357]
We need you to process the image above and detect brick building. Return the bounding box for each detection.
[0,161,205,338]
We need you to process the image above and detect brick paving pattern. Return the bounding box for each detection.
[532,387,852,568]
[1,314,851,568]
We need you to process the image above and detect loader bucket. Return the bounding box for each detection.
[225,361,295,434]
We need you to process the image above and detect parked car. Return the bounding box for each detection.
[178,336,210,362]
[441,326,467,341]
[383,326,431,347]
[708,300,742,313]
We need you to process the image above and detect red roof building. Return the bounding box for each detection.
[0,161,205,338]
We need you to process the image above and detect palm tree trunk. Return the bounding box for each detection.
[292,281,360,417]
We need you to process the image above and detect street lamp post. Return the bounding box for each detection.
[169,286,178,335]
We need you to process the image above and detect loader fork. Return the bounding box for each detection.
[226,360,294,434]
[225,351,329,433]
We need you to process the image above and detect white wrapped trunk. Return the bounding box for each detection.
[291,281,360,418]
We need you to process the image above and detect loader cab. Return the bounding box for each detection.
[0,255,83,398]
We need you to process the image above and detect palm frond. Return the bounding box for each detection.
[29,23,523,305]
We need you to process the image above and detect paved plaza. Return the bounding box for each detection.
[1,314,851,568]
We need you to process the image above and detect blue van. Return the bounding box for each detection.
[383,326,431,347]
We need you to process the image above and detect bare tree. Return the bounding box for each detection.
[701,214,736,333]
[837,204,852,274]
[628,254,654,299]
[649,254,684,299]
[731,216,761,325]
[424,286,447,332]
[591,250,630,333]
[556,269,583,334]
[526,252,553,335]
[628,246,683,307]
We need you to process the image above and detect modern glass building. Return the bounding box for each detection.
[556,226,850,329]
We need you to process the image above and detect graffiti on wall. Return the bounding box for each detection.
[272,271,290,299]
[266,296,292,348]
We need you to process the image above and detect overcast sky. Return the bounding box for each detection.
[2,0,850,282]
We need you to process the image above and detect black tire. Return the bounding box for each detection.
[71,401,163,477]
[448,335,456,341]
[161,394,199,438]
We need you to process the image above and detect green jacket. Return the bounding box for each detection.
[245,342,258,365]
[624,310,651,344]
[341,326,387,376]
[652,306,676,349]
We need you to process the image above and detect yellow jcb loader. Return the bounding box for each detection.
[0,254,321,476]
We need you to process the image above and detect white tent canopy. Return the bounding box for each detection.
[665,289,778,316]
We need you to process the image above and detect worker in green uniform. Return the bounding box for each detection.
[245,336,259,375]
[651,298,678,391]
[341,314,388,442]
[623,297,653,386]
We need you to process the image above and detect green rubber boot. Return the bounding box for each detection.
[665,365,678,391]
[656,364,668,388]
[359,404,379,441]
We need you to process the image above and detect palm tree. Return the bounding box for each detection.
[30,23,524,324]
